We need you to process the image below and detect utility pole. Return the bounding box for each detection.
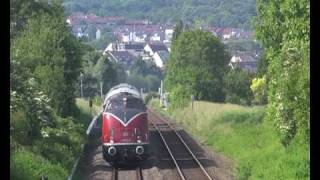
[140,88,143,100]
[160,80,163,107]
[80,73,83,98]
[100,81,103,100]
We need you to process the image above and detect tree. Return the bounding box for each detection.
[171,20,184,43]
[224,68,253,105]
[127,59,163,92]
[94,56,118,95]
[165,30,230,108]
[256,52,268,77]
[11,6,83,117]
[256,0,309,146]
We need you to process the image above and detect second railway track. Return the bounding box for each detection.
[148,108,213,180]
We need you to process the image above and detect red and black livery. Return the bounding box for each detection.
[101,83,148,163]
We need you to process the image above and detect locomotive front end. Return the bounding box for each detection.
[101,84,149,163]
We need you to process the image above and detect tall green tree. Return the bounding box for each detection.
[224,68,253,105]
[127,59,163,92]
[11,7,83,117]
[256,0,309,146]
[165,30,230,108]
[172,20,184,43]
[94,56,118,94]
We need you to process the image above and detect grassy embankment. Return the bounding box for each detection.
[10,98,101,180]
[149,99,309,179]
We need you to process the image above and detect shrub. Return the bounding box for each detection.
[10,110,32,145]
[250,75,267,105]
[168,84,191,111]
[144,92,159,104]
[10,149,68,180]
[224,68,253,106]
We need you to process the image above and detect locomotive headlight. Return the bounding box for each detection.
[136,146,144,155]
[108,146,117,156]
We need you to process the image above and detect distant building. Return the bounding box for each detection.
[124,43,145,57]
[153,50,169,69]
[144,43,168,56]
[228,54,257,72]
[103,42,145,57]
[150,33,161,42]
[96,29,101,40]
[165,29,173,42]
[105,50,137,68]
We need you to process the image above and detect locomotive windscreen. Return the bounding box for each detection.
[104,93,146,124]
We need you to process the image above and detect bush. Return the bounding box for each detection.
[144,92,159,104]
[168,84,191,111]
[10,149,68,180]
[10,110,32,145]
[224,68,253,105]
[92,96,103,106]
[250,75,267,105]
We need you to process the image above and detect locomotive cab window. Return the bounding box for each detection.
[126,97,146,110]
[104,94,146,112]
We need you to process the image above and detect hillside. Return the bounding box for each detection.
[62,0,256,29]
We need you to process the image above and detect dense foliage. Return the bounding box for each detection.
[144,92,159,104]
[10,0,105,179]
[165,30,230,109]
[79,51,122,97]
[62,0,256,29]
[11,8,83,117]
[127,59,163,92]
[250,75,267,105]
[224,68,253,105]
[256,0,309,146]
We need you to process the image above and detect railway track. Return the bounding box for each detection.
[148,108,213,180]
[112,166,143,180]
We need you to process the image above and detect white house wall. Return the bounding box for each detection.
[144,44,154,56]
[153,53,163,68]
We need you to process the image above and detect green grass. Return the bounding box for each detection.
[10,148,68,180]
[75,98,101,127]
[149,99,309,180]
[10,98,101,180]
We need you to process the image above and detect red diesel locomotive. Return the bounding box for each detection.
[102,83,148,163]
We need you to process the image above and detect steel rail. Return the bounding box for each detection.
[136,166,143,180]
[149,108,213,180]
[112,167,118,180]
[150,122,186,180]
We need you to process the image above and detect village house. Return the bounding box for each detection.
[150,33,161,42]
[124,43,145,57]
[143,43,168,56]
[164,29,173,42]
[103,42,145,57]
[96,29,101,40]
[153,51,169,69]
[141,43,170,69]
[228,54,257,72]
[104,50,137,68]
